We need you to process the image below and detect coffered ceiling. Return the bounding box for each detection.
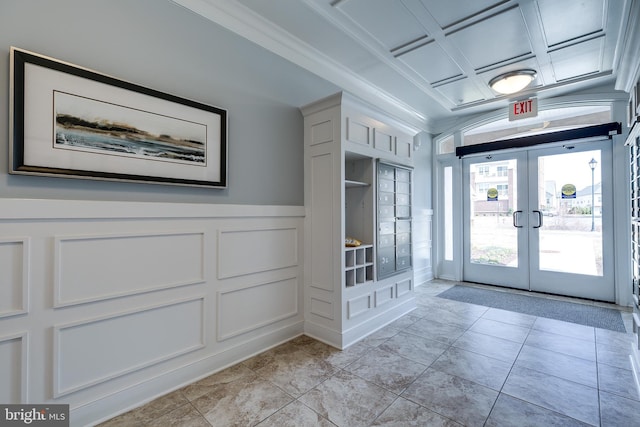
[172,0,638,131]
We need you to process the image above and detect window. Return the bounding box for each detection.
[497,184,509,197]
[462,105,611,146]
[439,135,455,155]
[497,166,508,177]
[477,183,490,194]
[444,166,453,261]
[478,165,490,176]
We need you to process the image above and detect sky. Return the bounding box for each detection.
[539,149,601,190]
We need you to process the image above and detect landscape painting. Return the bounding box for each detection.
[54,91,207,166]
[10,47,227,187]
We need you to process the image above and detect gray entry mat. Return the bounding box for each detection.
[437,285,626,332]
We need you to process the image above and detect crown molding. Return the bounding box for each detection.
[614,0,640,92]
[170,0,432,132]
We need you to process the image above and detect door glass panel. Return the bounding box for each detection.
[469,159,518,266]
[537,150,602,275]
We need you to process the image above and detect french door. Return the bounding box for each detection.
[463,139,614,301]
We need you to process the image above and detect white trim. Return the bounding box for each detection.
[614,0,640,92]
[0,331,29,403]
[53,296,206,397]
[170,0,431,132]
[0,198,304,220]
[434,93,628,136]
[0,237,30,318]
[434,97,629,292]
[52,230,206,307]
[216,276,299,341]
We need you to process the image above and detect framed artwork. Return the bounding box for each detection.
[10,47,227,187]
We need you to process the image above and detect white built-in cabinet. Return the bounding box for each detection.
[302,92,418,349]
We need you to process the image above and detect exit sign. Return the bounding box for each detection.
[509,97,538,121]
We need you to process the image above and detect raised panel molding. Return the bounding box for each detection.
[373,128,394,153]
[310,297,333,320]
[0,332,28,403]
[54,232,205,307]
[310,119,335,146]
[346,117,372,146]
[217,276,298,340]
[347,294,372,319]
[310,152,335,291]
[53,297,205,397]
[374,285,394,307]
[396,137,413,160]
[0,238,29,318]
[0,200,305,425]
[396,278,413,297]
[217,227,298,279]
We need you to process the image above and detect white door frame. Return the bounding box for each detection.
[461,139,615,301]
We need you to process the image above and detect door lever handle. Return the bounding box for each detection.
[533,210,543,228]
[512,210,523,228]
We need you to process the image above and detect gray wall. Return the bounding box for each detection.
[0,0,338,205]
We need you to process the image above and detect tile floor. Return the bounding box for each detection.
[100,280,640,426]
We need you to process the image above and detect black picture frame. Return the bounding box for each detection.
[10,47,227,188]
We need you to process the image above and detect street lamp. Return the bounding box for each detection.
[589,158,597,232]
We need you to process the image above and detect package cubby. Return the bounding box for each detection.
[344,245,374,287]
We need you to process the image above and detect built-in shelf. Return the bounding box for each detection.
[345,179,370,188]
[302,92,417,348]
[345,244,374,287]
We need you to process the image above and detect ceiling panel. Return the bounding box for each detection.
[447,6,533,70]
[238,0,381,70]
[397,40,464,84]
[359,62,451,111]
[537,0,605,47]
[435,77,486,105]
[337,0,427,51]
[417,0,508,29]
[549,36,604,81]
[176,0,633,127]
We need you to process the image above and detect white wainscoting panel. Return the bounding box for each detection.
[346,117,371,146]
[396,137,413,160]
[310,119,334,146]
[373,128,394,153]
[217,276,298,340]
[310,297,333,320]
[347,293,371,319]
[0,333,27,403]
[217,227,298,279]
[374,285,394,307]
[310,153,335,292]
[54,232,204,306]
[396,278,413,297]
[54,297,205,396]
[0,199,304,426]
[0,238,29,318]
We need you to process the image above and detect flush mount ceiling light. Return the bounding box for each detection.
[489,69,537,95]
